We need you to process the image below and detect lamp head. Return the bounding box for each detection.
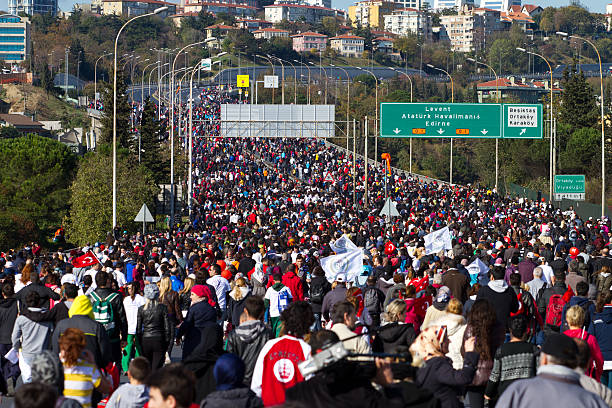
[426,63,434,68]
[153,6,168,14]
[556,31,568,37]
[516,47,526,52]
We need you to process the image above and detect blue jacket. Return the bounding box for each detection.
[562,296,595,330]
[170,275,184,292]
[589,306,612,361]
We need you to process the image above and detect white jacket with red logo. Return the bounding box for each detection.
[251,335,311,407]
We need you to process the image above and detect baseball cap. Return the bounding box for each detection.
[335,274,346,283]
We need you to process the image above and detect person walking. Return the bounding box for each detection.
[122,281,144,373]
[136,284,171,370]
[11,292,53,384]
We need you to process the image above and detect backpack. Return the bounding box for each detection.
[90,291,119,336]
[309,281,325,304]
[364,287,381,314]
[545,294,567,327]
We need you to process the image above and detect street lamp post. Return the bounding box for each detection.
[112,6,167,229]
[356,66,379,167]
[256,54,275,103]
[390,67,414,173]
[467,57,500,191]
[331,63,351,151]
[268,55,285,104]
[309,61,328,104]
[427,64,454,184]
[170,40,206,229]
[94,52,111,110]
[557,32,606,217]
[294,59,311,104]
[517,47,554,201]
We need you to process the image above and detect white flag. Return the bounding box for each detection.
[320,249,364,283]
[329,234,358,254]
[424,226,453,255]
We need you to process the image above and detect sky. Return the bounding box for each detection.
[52,0,610,18]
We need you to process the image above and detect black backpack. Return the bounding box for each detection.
[364,287,381,314]
[310,281,325,304]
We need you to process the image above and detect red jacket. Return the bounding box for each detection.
[282,272,304,301]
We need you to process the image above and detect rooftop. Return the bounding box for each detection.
[477,77,562,92]
[0,114,43,127]
[290,31,328,37]
[330,34,364,40]
[254,27,289,32]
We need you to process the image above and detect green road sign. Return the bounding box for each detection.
[380,103,543,139]
[380,103,502,138]
[503,104,543,139]
[554,175,585,200]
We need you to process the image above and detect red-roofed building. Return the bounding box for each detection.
[521,4,542,17]
[330,34,364,57]
[500,10,535,32]
[254,27,290,39]
[237,18,273,31]
[477,76,563,104]
[373,36,394,54]
[291,31,328,52]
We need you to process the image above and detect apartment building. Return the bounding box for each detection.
[383,8,432,40]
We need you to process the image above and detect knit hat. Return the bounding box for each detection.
[541,333,578,364]
[144,284,160,300]
[31,350,64,393]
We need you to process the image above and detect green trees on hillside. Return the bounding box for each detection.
[0,136,77,248]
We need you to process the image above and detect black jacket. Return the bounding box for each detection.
[136,303,172,344]
[89,288,128,341]
[476,285,519,329]
[15,283,60,310]
[0,298,18,344]
[308,276,331,314]
[372,323,416,354]
[52,315,112,369]
[415,352,479,408]
[226,320,272,385]
[201,387,263,408]
[178,301,218,360]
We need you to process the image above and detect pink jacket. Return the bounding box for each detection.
[404,298,422,333]
[564,328,604,381]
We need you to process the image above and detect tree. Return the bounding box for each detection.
[560,127,600,175]
[558,66,598,131]
[0,135,77,247]
[68,151,158,244]
[0,126,20,139]
[139,97,167,183]
[99,70,131,149]
[38,62,54,96]
[393,35,418,65]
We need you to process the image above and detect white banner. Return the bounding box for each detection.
[424,226,452,255]
[329,234,358,254]
[320,249,363,283]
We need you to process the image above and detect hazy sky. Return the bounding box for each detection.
[55,0,609,17]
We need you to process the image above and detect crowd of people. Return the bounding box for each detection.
[0,84,611,408]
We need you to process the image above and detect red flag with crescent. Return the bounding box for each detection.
[72,251,99,268]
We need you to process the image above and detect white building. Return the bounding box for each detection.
[479,0,520,12]
[439,6,501,52]
[330,34,364,57]
[383,8,432,40]
[275,0,331,8]
[388,0,423,10]
[264,3,344,23]
[253,27,290,39]
[8,0,57,16]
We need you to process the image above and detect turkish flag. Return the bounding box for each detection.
[72,251,98,268]
[414,295,432,320]
[384,241,396,255]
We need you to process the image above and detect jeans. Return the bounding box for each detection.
[311,313,322,332]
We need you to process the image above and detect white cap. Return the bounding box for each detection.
[335,274,346,283]
[526,252,535,259]
[61,274,76,285]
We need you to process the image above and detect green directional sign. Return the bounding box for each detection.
[380,103,543,139]
[380,103,502,138]
[503,104,543,139]
[554,175,585,201]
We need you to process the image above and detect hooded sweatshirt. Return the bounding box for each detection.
[264,283,292,318]
[105,383,149,408]
[476,279,519,329]
[589,305,612,362]
[226,320,272,385]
